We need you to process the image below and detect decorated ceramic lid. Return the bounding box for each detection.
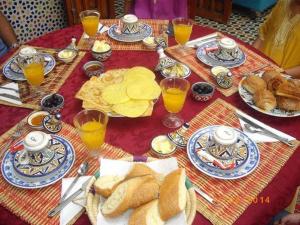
[23,131,52,152]
[155,48,177,71]
[122,14,138,23]
[219,38,237,50]
[19,47,37,58]
[213,126,237,146]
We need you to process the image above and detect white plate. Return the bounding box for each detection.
[238,77,300,117]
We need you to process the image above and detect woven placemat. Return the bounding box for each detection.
[166,40,282,97]
[149,98,299,225]
[77,19,168,51]
[0,46,85,109]
[0,117,130,225]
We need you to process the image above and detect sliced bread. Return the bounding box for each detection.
[158,168,187,221]
[94,175,125,198]
[129,200,165,225]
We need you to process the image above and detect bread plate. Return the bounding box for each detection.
[85,156,196,225]
[238,77,300,117]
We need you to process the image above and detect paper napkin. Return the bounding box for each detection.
[0,82,22,105]
[83,24,110,38]
[60,176,91,225]
[97,158,187,225]
[236,109,295,143]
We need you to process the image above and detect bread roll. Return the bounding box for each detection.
[277,96,300,111]
[94,175,124,198]
[159,168,187,221]
[253,89,277,111]
[242,75,266,94]
[101,175,160,217]
[129,200,165,225]
[126,163,164,184]
[262,70,284,93]
[276,80,300,100]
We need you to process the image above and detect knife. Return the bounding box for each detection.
[193,184,214,204]
[235,111,296,147]
[48,176,92,217]
[185,32,220,48]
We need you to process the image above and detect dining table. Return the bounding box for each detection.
[0,20,300,225]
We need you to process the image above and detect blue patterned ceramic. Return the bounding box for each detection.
[196,40,246,68]
[1,135,75,189]
[2,53,56,81]
[160,63,191,79]
[108,23,152,43]
[239,78,300,117]
[187,126,260,180]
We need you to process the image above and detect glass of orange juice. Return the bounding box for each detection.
[172,17,193,51]
[73,109,109,158]
[160,77,190,128]
[80,10,100,47]
[18,53,45,96]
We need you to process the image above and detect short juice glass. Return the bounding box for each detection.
[160,77,190,128]
[73,109,108,158]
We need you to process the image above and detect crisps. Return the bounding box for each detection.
[127,80,161,100]
[112,100,150,118]
[102,83,130,104]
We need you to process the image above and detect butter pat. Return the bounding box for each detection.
[58,50,75,59]
[92,40,111,53]
[151,135,176,156]
[143,37,155,45]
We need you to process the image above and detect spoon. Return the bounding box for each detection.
[60,161,89,202]
[244,124,295,147]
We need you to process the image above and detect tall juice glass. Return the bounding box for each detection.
[18,53,45,97]
[160,77,190,128]
[172,18,193,51]
[74,109,108,158]
[80,10,100,46]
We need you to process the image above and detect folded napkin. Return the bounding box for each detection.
[60,176,91,225]
[236,109,295,143]
[83,24,110,38]
[97,158,186,225]
[0,82,22,105]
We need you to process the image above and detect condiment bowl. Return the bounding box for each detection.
[57,49,77,63]
[41,93,64,114]
[211,66,229,79]
[142,37,157,49]
[27,111,50,130]
[151,135,176,158]
[191,82,215,101]
[83,61,105,77]
[92,44,112,62]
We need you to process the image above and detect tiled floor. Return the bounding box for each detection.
[114,0,272,44]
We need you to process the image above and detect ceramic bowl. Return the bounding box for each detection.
[142,37,157,49]
[41,93,64,114]
[151,135,176,158]
[191,82,215,101]
[57,49,77,63]
[211,66,230,79]
[92,44,112,62]
[83,61,105,77]
[27,111,50,130]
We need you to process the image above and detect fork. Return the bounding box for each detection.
[0,122,24,158]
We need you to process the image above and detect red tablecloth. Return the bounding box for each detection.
[0,24,300,225]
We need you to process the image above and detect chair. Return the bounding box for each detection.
[233,0,277,13]
[64,0,115,26]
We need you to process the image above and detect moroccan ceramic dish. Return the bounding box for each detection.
[27,111,50,130]
[191,82,215,101]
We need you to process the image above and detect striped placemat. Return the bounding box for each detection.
[0,46,85,109]
[166,40,282,97]
[77,19,169,51]
[157,98,298,225]
[0,118,130,225]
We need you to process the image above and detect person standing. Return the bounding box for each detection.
[0,11,18,57]
[253,0,300,78]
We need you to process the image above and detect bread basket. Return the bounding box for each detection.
[85,156,196,225]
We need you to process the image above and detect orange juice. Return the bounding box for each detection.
[162,88,187,113]
[80,121,106,150]
[173,24,193,45]
[82,15,99,36]
[23,63,44,86]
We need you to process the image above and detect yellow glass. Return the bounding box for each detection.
[160,77,190,128]
[80,10,100,37]
[172,18,193,48]
[74,109,108,158]
[23,62,44,86]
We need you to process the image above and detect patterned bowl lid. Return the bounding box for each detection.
[23,131,51,152]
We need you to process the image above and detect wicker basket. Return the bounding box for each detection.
[85,156,196,225]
